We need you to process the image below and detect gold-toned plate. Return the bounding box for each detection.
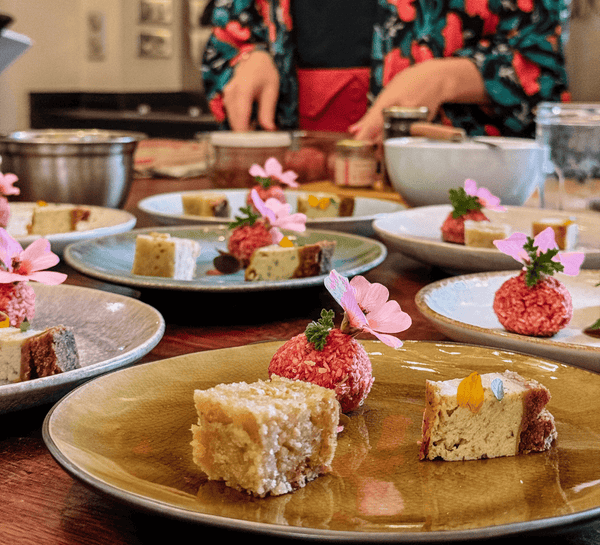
[43,341,600,541]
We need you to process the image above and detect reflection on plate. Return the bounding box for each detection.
[0,284,165,414]
[6,202,137,255]
[63,226,387,292]
[137,189,405,236]
[416,270,600,372]
[373,205,600,274]
[43,340,600,541]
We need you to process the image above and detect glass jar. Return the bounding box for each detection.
[383,106,429,139]
[334,139,378,187]
[208,131,292,188]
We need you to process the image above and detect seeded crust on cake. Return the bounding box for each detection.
[244,240,336,281]
[181,193,230,217]
[419,370,557,461]
[190,376,340,497]
[0,325,80,384]
[27,203,91,236]
[131,232,201,280]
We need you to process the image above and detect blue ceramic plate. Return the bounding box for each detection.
[63,226,387,292]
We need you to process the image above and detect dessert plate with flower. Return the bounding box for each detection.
[373,180,600,274]
[416,230,599,371]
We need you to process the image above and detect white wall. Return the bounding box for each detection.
[0,0,202,134]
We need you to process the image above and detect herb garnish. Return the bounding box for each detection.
[522,236,564,287]
[227,205,260,229]
[449,187,483,218]
[305,309,335,351]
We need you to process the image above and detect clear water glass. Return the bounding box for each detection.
[536,102,600,211]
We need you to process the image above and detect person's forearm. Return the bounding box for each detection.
[433,57,488,105]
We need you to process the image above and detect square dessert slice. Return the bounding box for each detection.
[131,232,201,280]
[532,218,578,250]
[191,376,340,497]
[27,203,91,235]
[244,240,336,281]
[0,325,80,384]
[419,370,557,461]
[296,193,355,218]
[464,220,510,248]
[181,193,230,217]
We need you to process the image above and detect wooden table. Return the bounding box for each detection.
[0,176,598,545]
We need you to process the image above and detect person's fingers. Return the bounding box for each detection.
[255,79,279,131]
[223,91,254,131]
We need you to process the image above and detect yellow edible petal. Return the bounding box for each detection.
[457,372,484,413]
[308,195,330,210]
[0,312,10,328]
[279,236,294,248]
[37,200,48,206]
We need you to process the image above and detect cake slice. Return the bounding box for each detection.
[419,370,557,461]
[191,376,340,497]
[296,193,355,218]
[27,202,91,235]
[464,220,510,248]
[244,240,336,281]
[0,325,80,384]
[131,232,201,280]
[532,217,578,250]
[181,193,230,217]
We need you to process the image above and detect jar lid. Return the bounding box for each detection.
[336,139,373,149]
[383,106,429,120]
[210,131,292,148]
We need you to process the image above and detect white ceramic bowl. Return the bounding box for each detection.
[384,136,544,207]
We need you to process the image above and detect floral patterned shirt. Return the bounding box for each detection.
[202,0,570,137]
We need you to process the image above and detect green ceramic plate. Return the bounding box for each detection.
[63,226,386,292]
[43,340,600,541]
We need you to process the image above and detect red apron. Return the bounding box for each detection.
[297,67,370,133]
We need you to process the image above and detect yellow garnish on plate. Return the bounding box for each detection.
[457,372,484,413]
[37,200,48,207]
[279,236,294,248]
[0,311,10,328]
[308,195,331,210]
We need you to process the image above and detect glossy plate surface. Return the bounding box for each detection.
[6,202,137,255]
[137,189,405,236]
[0,284,165,413]
[43,340,600,541]
[63,226,387,292]
[415,270,600,372]
[373,205,600,274]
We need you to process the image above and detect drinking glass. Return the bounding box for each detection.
[535,102,600,211]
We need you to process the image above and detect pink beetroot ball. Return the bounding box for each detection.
[269,329,374,413]
[441,209,489,244]
[0,282,36,327]
[227,221,273,267]
[493,271,573,337]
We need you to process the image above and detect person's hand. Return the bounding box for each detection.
[222,50,280,131]
[349,58,487,142]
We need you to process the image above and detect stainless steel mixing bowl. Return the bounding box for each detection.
[0,129,147,208]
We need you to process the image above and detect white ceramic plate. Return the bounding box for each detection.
[137,189,405,236]
[0,284,165,414]
[63,226,387,292]
[415,270,600,371]
[6,202,137,255]
[373,205,600,274]
[43,340,600,540]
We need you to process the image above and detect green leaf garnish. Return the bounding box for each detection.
[522,236,564,287]
[587,318,600,331]
[228,205,260,229]
[305,309,335,351]
[449,187,483,218]
[20,320,31,332]
[255,176,273,189]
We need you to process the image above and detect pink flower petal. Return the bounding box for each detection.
[533,227,558,253]
[18,238,60,274]
[249,164,268,178]
[494,232,529,263]
[365,300,412,333]
[464,179,478,196]
[0,172,20,196]
[557,252,585,276]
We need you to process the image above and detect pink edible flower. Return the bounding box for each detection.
[494,227,584,277]
[325,270,412,348]
[249,157,299,188]
[0,172,20,197]
[0,229,67,285]
[250,188,306,243]
[464,178,505,211]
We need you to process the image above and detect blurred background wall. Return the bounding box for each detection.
[1,0,599,135]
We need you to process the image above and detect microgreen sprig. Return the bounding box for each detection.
[522,236,564,287]
[305,309,335,351]
[449,187,483,218]
[227,205,260,229]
